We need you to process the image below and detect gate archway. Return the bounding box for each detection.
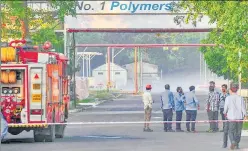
[64,1,218,103]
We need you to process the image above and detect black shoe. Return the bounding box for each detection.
[143,128,147,132]
[235,144,240,149]
[164,129,167,132]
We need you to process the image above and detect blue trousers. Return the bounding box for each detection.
[186,110,197,131]
[176,111,183,130]
[163,109,173,130]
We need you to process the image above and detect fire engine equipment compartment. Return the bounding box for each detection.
[1,39,70,142]
[1,70,25,122]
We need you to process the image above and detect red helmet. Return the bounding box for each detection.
[146,84,152,89]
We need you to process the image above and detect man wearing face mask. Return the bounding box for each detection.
[175,87,186,132]
[206,81,220,132]
[219,84,229,132]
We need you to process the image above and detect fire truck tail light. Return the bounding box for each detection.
[30,109,43,115]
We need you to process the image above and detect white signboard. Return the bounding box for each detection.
[64,1,216,29]
[76,1,174,14]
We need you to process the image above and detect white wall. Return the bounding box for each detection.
[75,77,89,100]
[124,62,158,79]
[92,63,127,88]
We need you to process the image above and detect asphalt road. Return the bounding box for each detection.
[2,93,248,151]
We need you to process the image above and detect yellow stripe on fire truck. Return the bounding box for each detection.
[8,123,48,128]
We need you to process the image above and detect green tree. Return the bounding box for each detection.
[175,1,248,82]
[1,1,76,47]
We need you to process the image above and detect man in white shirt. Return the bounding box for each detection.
[224,83,247,150]
[142,84,153,132]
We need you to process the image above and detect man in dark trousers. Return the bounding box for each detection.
[224,83,247,150]
[222,109,229,148]
[219,84,229,132]
[206,81,220,132]
[161,84,175,132]
[184,86,199,133]
[175,87,185,132]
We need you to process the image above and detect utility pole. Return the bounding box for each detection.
[72,33,76,108]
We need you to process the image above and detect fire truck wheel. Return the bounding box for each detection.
[45,112,56,142]
[33,133,45,142]
[55,124,66,138]
[45,125,55,142]
[8,128,23,135]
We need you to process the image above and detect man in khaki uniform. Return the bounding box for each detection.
[142,84,153,132]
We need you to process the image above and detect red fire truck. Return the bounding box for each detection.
[1,39,70,142]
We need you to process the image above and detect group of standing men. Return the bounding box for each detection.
[142,84,199,133]
[142,81,247,150]
[203,81,247,149]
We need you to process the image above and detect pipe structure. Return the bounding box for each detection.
[72,32,76,108]
[75,43,217,48]
[140,49,143,92]
[73,43,217,94]
[107,47,111,90]
[134,47,138,94]
[112,48,114,84]
[67,28,216,33]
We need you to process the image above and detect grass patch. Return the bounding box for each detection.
[243,122,248,130]
[90,90,112,100]
[77,98,94,104]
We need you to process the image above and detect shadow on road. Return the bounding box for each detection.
[57,135,144,142]
[2,138,34,144]
[1,135,144,144]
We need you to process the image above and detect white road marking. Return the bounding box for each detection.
[153,117,163,119]
[84,135,122,139]
[66,123,213,131]
[154,110,207,114]
[73,110,208,115]
[65,123,211,128]
[94,105,143,108]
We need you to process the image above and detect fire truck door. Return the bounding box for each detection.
[29,65,46,122]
